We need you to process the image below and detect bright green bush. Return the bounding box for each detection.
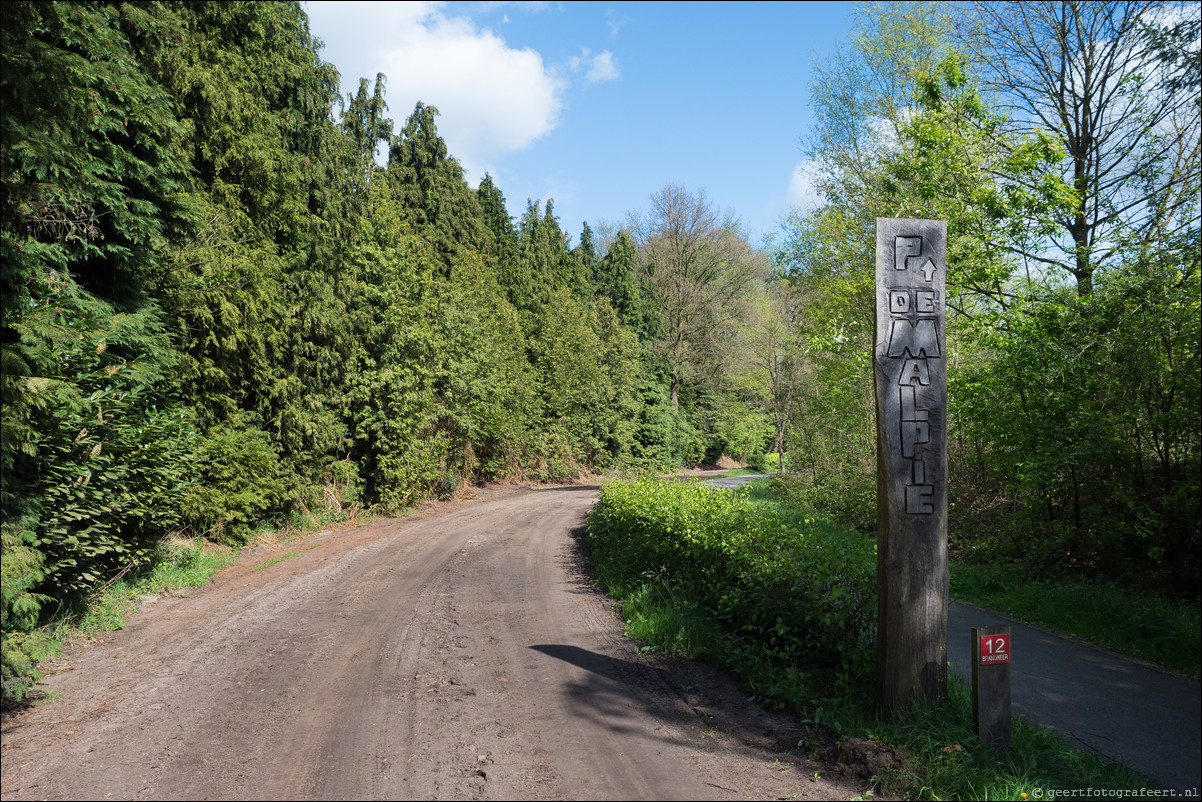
[4,285,197,599]
[1,523,56,699]
[766,472,877,533]
[587,477,877,680]
[182,420,285,545]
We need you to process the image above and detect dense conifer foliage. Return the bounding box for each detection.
[0,2,765,688]
[0,1,628,684]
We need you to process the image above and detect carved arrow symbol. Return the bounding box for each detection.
[920,257,937,282]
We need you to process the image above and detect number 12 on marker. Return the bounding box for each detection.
[979,634,1010,665]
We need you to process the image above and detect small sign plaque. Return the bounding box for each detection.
[979,633,1010,665]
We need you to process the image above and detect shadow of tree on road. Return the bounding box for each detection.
[526,522,863,791]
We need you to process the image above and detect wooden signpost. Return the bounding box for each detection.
[972,626,1013,750]
[874,218,949,715]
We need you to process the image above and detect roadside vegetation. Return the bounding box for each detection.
[587,476,1155,800]
[950,564,1201,680]
[758,477,1202,681]
[1,1,773,697]
[2,535,233,701]
[2,0,1197,728]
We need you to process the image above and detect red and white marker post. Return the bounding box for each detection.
[971,625,1012,751]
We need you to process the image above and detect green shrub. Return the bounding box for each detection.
[767,472,876,533]
[182,420,285,544]
[1,523,57,699]
[587,476,877,697]
[710,398,773,467]
[20,383,196,598]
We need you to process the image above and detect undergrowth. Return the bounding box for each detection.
[62,538,236,639]
[2,483,378,704]
[588,475,876,709]
[2,536,234,701]
[586,475,1156,800]
[859,680,1150,800]
[761,473,1201,678]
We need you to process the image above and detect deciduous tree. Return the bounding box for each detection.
[961,0,1201,294]
[633,184,761,408]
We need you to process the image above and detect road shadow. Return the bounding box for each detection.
[530,643,632,685]
[556,521,606,598]
[526,638,812,761]
[534,524,830,777]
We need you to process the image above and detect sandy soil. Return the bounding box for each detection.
[1,482,883,801]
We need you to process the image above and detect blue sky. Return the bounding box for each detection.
[303,1,856,248]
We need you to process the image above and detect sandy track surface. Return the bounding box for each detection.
[1,483,875,801]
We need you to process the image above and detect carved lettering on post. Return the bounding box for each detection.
[874,219,949,715]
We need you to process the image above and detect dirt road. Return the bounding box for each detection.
[1,483,875,801]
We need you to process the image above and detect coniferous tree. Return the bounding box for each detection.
[148,1,360,520]
[387,102,492,276]
[342,73,393,195]
[0,0,711,699]
[570,222,600,301]
[594,230,647,334]
[477,174,525,306]
[2,0,197,593]
[514,200,562,319]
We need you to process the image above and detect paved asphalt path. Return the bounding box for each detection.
[701,473,774,490]
[949,601,1200,797]
[701,475,1201,796]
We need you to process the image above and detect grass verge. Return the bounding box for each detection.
[601,566,1153,799]
[251,542,323,573]
[751,475,1200,679]
[67,537,236,638]
[4,494,377,704]
[858,680,1150,800]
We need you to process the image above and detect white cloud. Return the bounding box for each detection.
[586,51,619,84]
[787,160,823,212]
[305,1,565,181]
[379,9,564,174]
[606,9,624,39]
[569,48,620,84]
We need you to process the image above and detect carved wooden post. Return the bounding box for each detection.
[874,218,949,714]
